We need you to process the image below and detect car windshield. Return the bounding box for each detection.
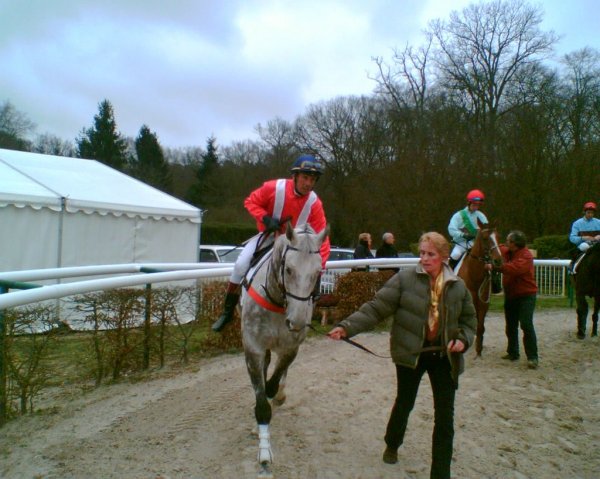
[329,250,354,261]
[219,247,242,262]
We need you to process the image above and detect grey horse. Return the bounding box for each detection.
[241,223,328,476]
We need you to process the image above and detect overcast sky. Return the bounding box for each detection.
[1,0,598,149]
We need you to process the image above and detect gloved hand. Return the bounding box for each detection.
[463,233,475,241]
[262,215,281,233]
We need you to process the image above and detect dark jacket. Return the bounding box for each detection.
[353,240,374,260]
[376,243,398,258]
[499,245,538,299]
[337,263,476,380]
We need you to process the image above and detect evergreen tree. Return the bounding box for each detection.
[76,99,128,170]
[186,136,222,207]
[131,125,173,193]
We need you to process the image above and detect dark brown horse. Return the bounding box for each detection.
[456,220,503,356]
[572,242,600,338]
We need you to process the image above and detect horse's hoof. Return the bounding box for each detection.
[258,462,273,478]
[272,395,286,407]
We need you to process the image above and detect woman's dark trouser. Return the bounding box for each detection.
[504,294,538,360]
[384,355,456,479]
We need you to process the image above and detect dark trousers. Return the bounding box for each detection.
[504,294,538,360]
[384,354,456,479]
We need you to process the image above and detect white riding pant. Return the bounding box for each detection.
[230,233,275,284]
[578,242,591,252]
[450,240,473,261]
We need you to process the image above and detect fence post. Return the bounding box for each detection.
[0,286,7,426]
[143,283,152,370]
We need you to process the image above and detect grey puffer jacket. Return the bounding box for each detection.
[337,263,476,378]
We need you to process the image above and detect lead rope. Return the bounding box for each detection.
[308,324,446,358]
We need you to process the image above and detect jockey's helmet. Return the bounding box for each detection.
[290,155,323,177]
[466,189,485,203]
[583,201,597,211]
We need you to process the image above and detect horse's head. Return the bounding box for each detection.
[272,223,329,332]
[475,219,503,268]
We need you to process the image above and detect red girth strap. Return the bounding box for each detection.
[247,285,285,314]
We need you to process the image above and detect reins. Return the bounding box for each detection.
[307,324,447,359]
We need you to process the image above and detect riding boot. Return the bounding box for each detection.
[212,283,241,332]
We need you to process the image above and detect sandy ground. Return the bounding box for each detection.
[1,309,599,479]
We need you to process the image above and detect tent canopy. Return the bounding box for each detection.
[0,148,202,273]
[0,148,200,222]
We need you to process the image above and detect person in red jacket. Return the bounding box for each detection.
[211,154,330,332]
[487,230,539,369]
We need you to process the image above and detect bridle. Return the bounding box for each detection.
[464,228,502,303]
[467,228,502,267]
[263,235,320,309]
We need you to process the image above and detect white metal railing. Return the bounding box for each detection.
[320,258,571,297]
[0,258,572,311]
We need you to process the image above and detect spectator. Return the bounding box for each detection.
[353,232,374,271]
[376,232,399,272]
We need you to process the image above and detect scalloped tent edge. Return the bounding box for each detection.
[0,148,203,274]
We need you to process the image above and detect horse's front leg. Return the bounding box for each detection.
[265,348,299,406]
[244,351,273,466]
[575,294,588,339]
[474,301,487,357]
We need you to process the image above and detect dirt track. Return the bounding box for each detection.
[1,310,598,479]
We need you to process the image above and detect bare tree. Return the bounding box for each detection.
[429,0,557,131]
[32,133,76,157]
[372,33,434,114]
[0,100,35,150]
[560,47,600,151]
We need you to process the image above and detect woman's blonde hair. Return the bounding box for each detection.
[419,232,449,259]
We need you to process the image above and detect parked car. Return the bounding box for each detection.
[327,247,355,261]
[321,247,355,293]
[199,245,243,263]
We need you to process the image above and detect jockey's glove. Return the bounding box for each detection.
[262,215,281,233]
[463,233,475,241]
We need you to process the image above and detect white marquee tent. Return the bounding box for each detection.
[0,148,202,276]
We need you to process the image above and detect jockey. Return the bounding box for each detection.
[211,154,331,332]
[570,202,600,252]
[569,201,600,272]
[447,189,488,269]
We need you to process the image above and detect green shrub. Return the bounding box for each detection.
[334,270,395,320]
[201,222,256,245]
[531,235,573,259]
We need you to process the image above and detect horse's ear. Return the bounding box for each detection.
[317,224,330,244]
[285,222,295,241]
[477,217,485,228]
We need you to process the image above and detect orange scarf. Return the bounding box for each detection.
[427,271,444,341]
